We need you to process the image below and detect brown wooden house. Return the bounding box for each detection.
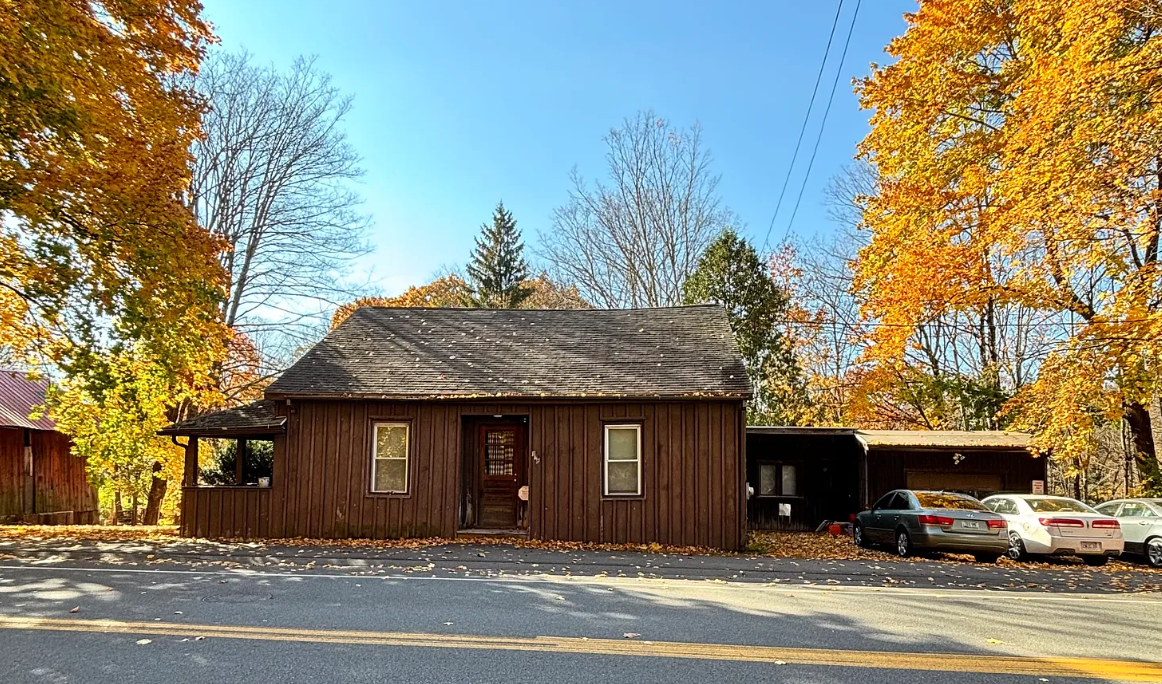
[0,372,98,524]
[746,427,1046,531]
[163,306,752,549]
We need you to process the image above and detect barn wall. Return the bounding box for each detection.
[32,430,98,517]
[0,427,97,523]
[0,428,23,517]
[181,399,746,549]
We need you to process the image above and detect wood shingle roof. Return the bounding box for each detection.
[265,305,751,400]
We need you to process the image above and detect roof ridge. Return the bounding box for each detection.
[353,304,724,313]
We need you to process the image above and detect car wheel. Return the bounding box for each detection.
[895,530,913,558]
[1006,532,1027,561]
[1083,555,1109,567]
[853,524,866,548]
[1147,537,1162,569]
[974,553,1001,564]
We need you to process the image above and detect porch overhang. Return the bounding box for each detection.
[159,399,286,439]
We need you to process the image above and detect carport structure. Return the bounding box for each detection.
[746,427,1046,531]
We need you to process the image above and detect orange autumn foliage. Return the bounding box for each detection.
[0,0,225,375]
[856,1,1162,490]
[331,273,589,328]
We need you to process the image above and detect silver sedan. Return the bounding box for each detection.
[855,489,1010,562]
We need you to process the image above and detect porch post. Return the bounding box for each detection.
[183,437,199,487]
[235,438,247,485]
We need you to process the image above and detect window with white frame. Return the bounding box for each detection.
[604,424,641,496]
[371,422,409,493]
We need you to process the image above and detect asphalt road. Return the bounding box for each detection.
[1,542,1160,683]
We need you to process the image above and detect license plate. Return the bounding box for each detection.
[960,520,983,530]
[1080,541,1100,550]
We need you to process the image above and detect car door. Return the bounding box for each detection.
[878,492,911,540]
[1118,502,1156,552]
[866,492,895,543]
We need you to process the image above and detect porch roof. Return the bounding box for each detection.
[160,400,286,437]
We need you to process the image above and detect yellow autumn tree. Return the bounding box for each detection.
[4,2,230,519]
[856,1,1162,492]
[1,0,224,370]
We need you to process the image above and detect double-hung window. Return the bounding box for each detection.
[372,422,409,493]
[604,424,641,496]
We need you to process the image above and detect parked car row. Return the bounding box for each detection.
[854,489,1162,567]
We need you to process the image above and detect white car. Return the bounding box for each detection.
[1094,499,1162,568]
[981,495,1124,565]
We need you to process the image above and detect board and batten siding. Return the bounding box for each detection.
[180,399,746,550]
[0,428,97,523]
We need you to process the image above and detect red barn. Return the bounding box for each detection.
[0,372,98,524]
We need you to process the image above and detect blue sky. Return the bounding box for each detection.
[201,0,915,296]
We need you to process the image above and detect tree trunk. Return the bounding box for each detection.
[1124,401,1162,495]
[112,490,123,525]
[143,461,168,525]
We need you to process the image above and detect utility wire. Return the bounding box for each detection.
[761,0,846,253]
[781,0,862,242]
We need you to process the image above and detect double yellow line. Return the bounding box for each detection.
[2,615,1160,681]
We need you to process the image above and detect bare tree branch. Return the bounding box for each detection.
[538,112,734,308]
[187,51,372,369]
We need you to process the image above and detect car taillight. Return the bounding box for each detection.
[918,514,955,526]
[1091,519,1120,529]
[1038,517,1085,527]
[987,519,1007,530]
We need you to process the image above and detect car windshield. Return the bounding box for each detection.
[914,492,986,511]
[1026,498,1096,513]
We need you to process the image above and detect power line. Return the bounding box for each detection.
[781,0,862,242]
[761,0,846,253]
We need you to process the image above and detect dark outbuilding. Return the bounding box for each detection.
[164,306,752,549]
[746,427,1046,531]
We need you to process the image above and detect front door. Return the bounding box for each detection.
[478,426,522,529]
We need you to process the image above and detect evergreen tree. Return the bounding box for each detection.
[466,202,532,308]
[683,229,813,425]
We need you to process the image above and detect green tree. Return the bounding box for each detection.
[466,202,532,308]
[683,229,812,425]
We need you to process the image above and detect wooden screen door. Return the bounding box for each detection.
[478,426,522,529]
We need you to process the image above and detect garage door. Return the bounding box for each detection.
[906,471,1003,495]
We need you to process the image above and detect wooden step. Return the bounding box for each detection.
[456,528,529,540]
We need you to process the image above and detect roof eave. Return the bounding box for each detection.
[264,391,753,402]
[157,420,287,438]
